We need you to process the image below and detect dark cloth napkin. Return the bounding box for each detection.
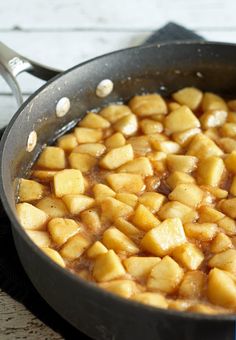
[0,23,203,339]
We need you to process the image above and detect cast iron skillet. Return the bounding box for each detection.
[0,25,236,340]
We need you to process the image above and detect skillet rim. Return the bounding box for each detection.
[1,40,236,323]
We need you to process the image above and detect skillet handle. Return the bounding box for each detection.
[0,41,61,106]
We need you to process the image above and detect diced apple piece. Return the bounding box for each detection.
[165,105,200,134]
[169,183,203,208]
[100,144,133,170]
[207,268,236,309]
[87,241,108,258]
[179,271,206,299]
[184,222,218,241]
[113,114,138,136]
[79,112,110,128]
[107,173,144,194]
[132,292,168,309]
[129,94,167,116]
[118,157,153,177]
[206,169,225,192]
[48,218,79,246]
[210,233,232,253]
[172,128,201,147]
[26,230,51,248]
[204,127,220,141]
[208,249,236,275]
[220,123,236,138]
[218,217,236,236]
[166,171,195,190]
[128,135,151,156]
[138,192,165,213]
[158,201,198,224]
[99,104,131,123]
[116,193,138,208]
[230,176,236,196]
[57,133,78,151]
[54,169,84,197]
[93,183,116,203]
[187,304,226,314]
[225,151,236,174]
[198,205,225,223]
[114,218,143,238]
[227,111,236,123]
[152,140,181,154]
[18,179,47,202]
[141,218,186,256]
[42,248,65,267]
[132,204,160,231]
[219,198,236,218]
[62,194,95,214]
[187,133,223,159]
[219,137,236,153]
[73,143,106,157]
[102,227,139,255]
[36,197,68,218]
[93,250,126,282]
[36,147,66,170]
[31,170,57,182]
[101,197,133,221]
[99,280,138,298]
[172,87,203,110]
[60,233,91,260]
[140,119,163,134]
[202,185,228,199]
[166,155,198,173]
[123,256,161,279]
[147,256,184,293]
[227,100,236,111]
[74,127,103,143]
[172,243,204,270]
[68,153,96,172]
[16,203,48,230]
[202,92,227,111]
[168,299,191,311]
[168,102,181,111]
[200,110,227,129]
[105,132,126,149]
[80,209,101,232]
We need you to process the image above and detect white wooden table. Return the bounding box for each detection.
[1,0,236,338]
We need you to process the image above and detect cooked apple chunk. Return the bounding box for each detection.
[166,155,198,173]
[57,134,78,151]
[158,201,198,224]
[116,193,138,208]
[87,241,107,258]
[141,218,186,256]
[147,256,184,293]
[19,179,47,202]
[187,133,223,159]
[210,233,232,253]
[48,218,79,246]
[166,171,195,190]
[138,192,165,213]
[224,151,236,174]
[172,128,201,147]
[230,176,236,196]
[113,114,138,136]
[114,218,143,238]
[100,280,138,298]
[207,268,236,309]
[60,233,91,260]
[198,205,225,223]
[37,146,66,170]
[36,197,68,218]
[169,183,203,208]
[62,194,95,214]
[123,256,161,280]
[99,104,131,123]
[132,292,168,309]
[105,132,126,149]
[73,143,106,157]
[42,248,65,267]
[219,198,236,218]
[102,227,139,255]
[93,183,116,203]
[107,173,144,194]
[118,157,153,177]
[74,127,103,143]
[100,144,134,170]
[26,230,51,248]
[202,92,227,111]
[184,223,217,241]
[128,135,151,155]
[68,153,96,172]
[16,203,48,230]
[172,243,204,270]
[152,140,181,154]
[79,112,110,129]
[132,204,160,231]
[165,105,200,134]
[54,169,84,197]
[197,156,225,186]
[93,250,126,282]
[129,94,167,116]
[172,87,203,110]
[218,217,236,236]
[220,123,236,138]
[179,271,206,299]
[101,197,133,221]
[80,209,101,232]
[200,110,227,129]
[31,170,58,182]
[140,119,163,134]
[208,249,236,275]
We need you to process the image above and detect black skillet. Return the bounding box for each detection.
[0,23,235,340]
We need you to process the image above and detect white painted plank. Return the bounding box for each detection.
[0,0,236,30]
[1,29,236,95]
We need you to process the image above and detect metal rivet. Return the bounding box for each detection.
[56,97,70,117]
[26,131,37,152]
[96,79,114,98]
